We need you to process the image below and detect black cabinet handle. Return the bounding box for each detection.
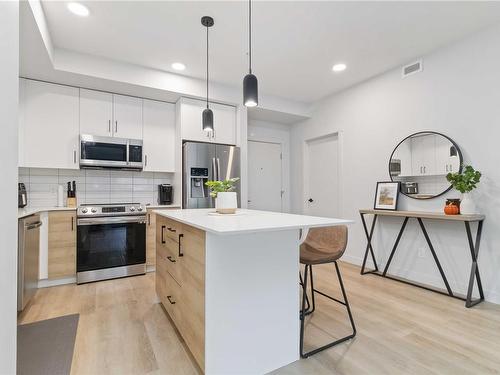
[167,295,176,304]
[148,213,151,226]
[178,234,184,257]
[167,227,176,233]
[166,256,176,263]
[161,225,166,244]
[71,216,74,231]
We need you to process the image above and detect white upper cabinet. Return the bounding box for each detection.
[19,79,80,169]
[211,102,237,145]
[178,97,236,145]
[113,94,143,139]
[80,89,113,137]
[411,134,436,176]
[80,90,142,139]
[143,99,175,172]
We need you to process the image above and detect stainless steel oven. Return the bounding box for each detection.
[76,203,146,284]
[80,134,143,170]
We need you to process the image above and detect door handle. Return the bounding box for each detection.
[167,227,176,233]
[217,158,221,181]
[161,225,166,244]
[71,216,74,231]
[166,295,176,305]
[178,234,184,257]
[115,120,118,133]
[73,150,77,164]
[108,120,111,133]
[212,158,217,181]
[166,256,176,263]
[145,154,148,167]
[308,198,314,203]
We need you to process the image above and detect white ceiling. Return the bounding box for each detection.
[35,1,500,103]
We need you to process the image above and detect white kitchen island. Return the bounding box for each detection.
[153,208,352,375]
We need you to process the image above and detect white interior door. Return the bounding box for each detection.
[305,134,340,217]
[248,141,283,212]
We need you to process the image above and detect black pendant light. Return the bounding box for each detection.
[243,0,258,107]
[202,16,214,132]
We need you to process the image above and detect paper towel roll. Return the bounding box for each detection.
[57,185,64,207]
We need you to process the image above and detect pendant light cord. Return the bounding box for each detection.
[249,0,252,74]
[206,24,209,109]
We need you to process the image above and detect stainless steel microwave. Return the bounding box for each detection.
[80,134,143,170]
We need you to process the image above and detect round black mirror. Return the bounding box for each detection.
[389,131,463,199]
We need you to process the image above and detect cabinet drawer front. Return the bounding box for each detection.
[158,238,181,285]
[156,217,181,245]
[164,218,182,243]
[158,262,182,325]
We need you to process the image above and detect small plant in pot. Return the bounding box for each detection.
[205,178,240,214]
[446,165,481,215]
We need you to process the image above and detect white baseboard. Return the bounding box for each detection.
[340,254,500,305]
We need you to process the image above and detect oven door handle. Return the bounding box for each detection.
[77,216,147,226]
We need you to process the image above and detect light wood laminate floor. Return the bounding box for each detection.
[18,262,500,375]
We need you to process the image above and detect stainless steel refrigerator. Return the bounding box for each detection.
[183,142,241,209]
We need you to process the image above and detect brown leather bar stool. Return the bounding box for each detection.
[299,225,356,358]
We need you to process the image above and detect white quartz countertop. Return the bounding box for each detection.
[153,208,353,235]
[18,206,76,219]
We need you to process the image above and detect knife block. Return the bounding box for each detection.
[67,197,77,208]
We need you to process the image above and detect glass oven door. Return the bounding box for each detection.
[76,216,146,273]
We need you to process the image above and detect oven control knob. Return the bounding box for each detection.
[81,208,88,214]
[130,207,136,212]
[137,207,143,212]
[91,208,97,213]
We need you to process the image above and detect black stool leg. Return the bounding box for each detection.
[300,262,356,358]
[299,269,311,313]
[334,261,357,338]
[299,264,310,356]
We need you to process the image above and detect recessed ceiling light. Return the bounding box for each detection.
[171,62,186,71]
[67,2,89,17]
[332,63,347,72]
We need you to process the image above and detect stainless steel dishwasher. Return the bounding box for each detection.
[18,214,41,311]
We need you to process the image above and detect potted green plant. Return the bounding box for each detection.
[205,177,240,214]
[446,165,481,215]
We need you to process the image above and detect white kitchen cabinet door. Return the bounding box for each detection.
[411,134,436,176]
[179,97,214,143]
[113,94,143,139]
[80,89,113,137]
[179,97,236,145]
[143,99,176,172]
[20,80,80,169]
[212,102,237,145]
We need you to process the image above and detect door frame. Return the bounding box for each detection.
[247,140,284,212]
[302,131,344,216]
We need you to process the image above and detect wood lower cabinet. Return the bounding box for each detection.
[48,211,76,279]
[146,207,181,269]
[146,210,157,267]
[156,215,206,370]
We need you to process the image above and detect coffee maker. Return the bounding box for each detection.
[18,183,27,208]
[158,184,173,205]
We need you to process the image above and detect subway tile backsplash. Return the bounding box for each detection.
[19,167,173,208]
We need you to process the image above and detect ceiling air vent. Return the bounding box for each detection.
[402,59,423,78]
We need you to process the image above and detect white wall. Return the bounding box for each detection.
[291,23,500,303]
[248,120,291,212]
[0,1,19,373]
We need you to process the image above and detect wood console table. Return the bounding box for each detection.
[359,209,485,308]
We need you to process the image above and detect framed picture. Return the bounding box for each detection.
[374,182,400,210]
